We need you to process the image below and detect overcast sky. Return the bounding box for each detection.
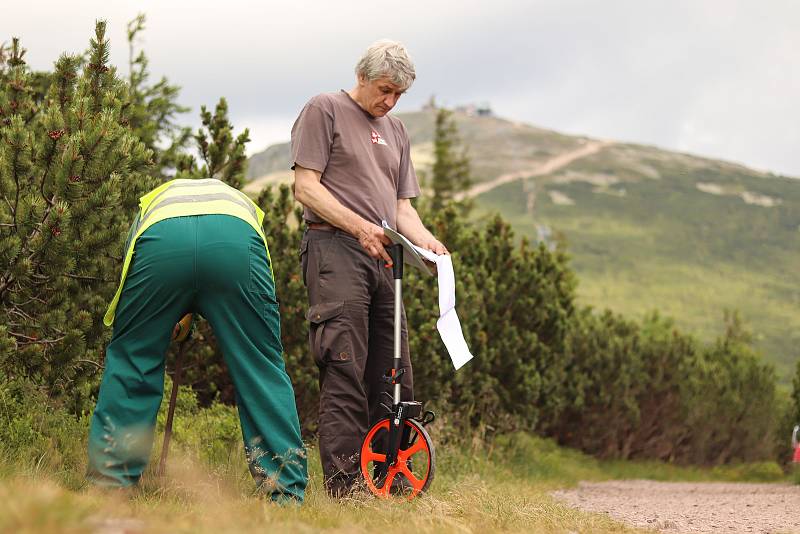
[7,1,800,177]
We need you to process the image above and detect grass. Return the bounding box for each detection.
[0,421,790,534]
[0,437,632,534]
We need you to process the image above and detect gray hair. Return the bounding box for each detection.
[355,39,416,89]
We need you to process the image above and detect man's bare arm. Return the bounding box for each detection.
[396,198,448,255]
[293,165,392,264]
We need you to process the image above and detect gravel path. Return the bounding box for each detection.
[552,480,800,533]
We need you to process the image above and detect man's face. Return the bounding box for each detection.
[359,76,406,117]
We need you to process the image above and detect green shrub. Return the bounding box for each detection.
[682,313,777,464]
[792,357,800,430]
[554,310,692,460]
[406,206,576,434]
[0,372,88,486]
[550,309,778,464]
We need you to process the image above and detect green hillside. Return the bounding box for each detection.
[477,143,800,379]
[246,110,800,380]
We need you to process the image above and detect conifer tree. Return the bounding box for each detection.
[177,97,250,188]
[0,22,157,410]
[430,107,472,211]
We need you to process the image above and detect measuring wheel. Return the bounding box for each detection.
[360,415,435,499]
[358,242,438,499]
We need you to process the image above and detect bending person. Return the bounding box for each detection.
[86,177,307,502]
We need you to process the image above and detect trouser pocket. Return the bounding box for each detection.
[307,301,353,366]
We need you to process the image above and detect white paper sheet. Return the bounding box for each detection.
[429,254,474,370]
[437,308,473,370]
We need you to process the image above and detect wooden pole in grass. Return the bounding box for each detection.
[158,314,193,477]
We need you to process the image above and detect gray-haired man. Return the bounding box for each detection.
[292,39,447,497]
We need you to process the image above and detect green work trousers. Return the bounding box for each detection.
[87,215,307,501]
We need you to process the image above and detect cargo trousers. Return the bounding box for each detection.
[300,228,413,496]
[87,215,307,501]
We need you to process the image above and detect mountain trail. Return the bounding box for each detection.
[455,139,612,200]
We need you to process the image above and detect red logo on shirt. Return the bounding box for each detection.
[371,129,388,146]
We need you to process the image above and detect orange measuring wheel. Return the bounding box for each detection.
[360,417,435,499]
[359,243,437,500]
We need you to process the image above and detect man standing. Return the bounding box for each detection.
[87,178,307,502]
[291,39,447,496]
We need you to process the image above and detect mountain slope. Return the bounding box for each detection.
[245,110,800,379]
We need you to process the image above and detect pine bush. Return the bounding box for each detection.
[0,23,157,412]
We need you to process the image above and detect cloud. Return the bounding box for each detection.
[6,0,799,175]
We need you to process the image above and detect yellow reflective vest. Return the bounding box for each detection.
[103,178,271,326]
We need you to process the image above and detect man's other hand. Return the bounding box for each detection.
[356,222,393,264]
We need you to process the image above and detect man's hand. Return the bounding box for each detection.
[420,238,449,256]
[355,221,393,265]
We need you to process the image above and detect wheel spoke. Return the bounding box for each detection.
[399,436,426,460]
[362,450,386,464]
[376,469,397,497]
[399,464,425,491]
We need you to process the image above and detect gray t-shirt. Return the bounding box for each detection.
[290,90,420,229]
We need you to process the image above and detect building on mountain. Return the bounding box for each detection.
[455,102,493,117]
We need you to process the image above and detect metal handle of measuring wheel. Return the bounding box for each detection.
[388,244,404,405]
